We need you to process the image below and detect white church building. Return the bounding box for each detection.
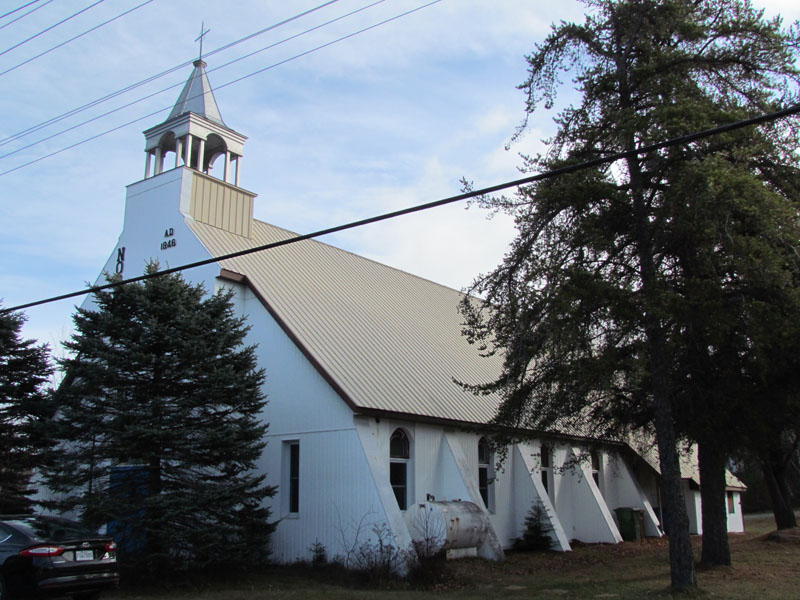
[88,60,746,562]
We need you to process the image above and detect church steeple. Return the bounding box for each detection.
[142,60,246,186]
[167,59,226,126]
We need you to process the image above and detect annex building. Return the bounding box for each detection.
[88,60,746,561]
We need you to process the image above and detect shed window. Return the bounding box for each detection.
[390,429,410,510]
[727,491,735,514]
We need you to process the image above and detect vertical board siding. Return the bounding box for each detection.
[190,171,253,237]
[265,429,393,563]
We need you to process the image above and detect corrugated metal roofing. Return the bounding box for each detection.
[188,215,743,493]
[630,436,747,491]
[189,218,505,425]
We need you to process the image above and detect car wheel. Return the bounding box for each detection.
[0,574,6,600]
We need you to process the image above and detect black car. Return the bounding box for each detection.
[0,515,119,600]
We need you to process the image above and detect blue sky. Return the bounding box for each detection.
[1,0,797,351]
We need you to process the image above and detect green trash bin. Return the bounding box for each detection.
[615,507,643,541]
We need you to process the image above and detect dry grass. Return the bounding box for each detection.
[106,514,800,600]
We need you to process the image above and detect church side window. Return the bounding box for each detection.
[540,444,552,495]
[590,450,601,487]
[478,437,495,512]
[390,429,410,510]
[283,441,300,515]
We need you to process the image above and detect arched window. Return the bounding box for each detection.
[204,133,228,177]
[478,437,494,511]
[390,429,410,510]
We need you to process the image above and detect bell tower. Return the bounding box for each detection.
[112,59,256,281]
[142,59,246,186]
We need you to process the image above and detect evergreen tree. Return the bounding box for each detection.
[513,501,554,552]
[0,307,52,513]
[42,265,276,571]
[460,0,799,590]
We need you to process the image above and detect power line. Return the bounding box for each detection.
[0,0,440,177]
[0,0,44,20]
[0,0,155,77]
[3,101,799,316]
[0,0,54,32]
[0,0,106,58]
[0,0,388,160]
[0,0,345,147]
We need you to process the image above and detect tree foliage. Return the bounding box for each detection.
[41,265,276,571]
[0,308,52,513]
[461,0,800,590]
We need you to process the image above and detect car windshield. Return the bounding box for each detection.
[5,517,98,541]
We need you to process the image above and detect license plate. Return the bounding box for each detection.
[75,550,94,561]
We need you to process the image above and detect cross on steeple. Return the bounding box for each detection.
[195,22,210,61]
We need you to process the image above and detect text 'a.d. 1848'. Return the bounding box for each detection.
[161,227,176,250]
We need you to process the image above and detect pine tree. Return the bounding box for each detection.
[42,265,276,571]
[0,308,52,513]
[513,501,554,552]
[460,0,800,589]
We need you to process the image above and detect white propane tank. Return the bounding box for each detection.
[404,501,490,555]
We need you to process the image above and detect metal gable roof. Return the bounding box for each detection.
[189,218,505,425]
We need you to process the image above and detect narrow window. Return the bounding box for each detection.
[590,450,601,486]
[390,429,410,510]
[540,444,551,494]
[478,437,494,511]
[727,491,735,515]
[289,442,300,513]
[283,441,299,515]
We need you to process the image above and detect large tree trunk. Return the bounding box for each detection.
[762,452,798,530]
[651,375,698,590]
[627,141,697,592]
[698,440,731,565]
[644,299,697,589]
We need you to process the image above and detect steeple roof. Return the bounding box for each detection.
[167,59,226,126]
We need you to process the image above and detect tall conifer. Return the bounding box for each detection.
[0,308,52,513]
[460,0,800,590]
[43,265,276,571]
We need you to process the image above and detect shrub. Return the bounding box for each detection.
[513,500,554,551]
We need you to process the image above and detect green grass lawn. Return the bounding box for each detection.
[109,513,800,600]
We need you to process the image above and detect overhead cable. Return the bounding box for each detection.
[0,0,441,176]
[0,0,106,58]
[3,101,799,315]
[0,0,44,20]
[0,0,345,146]
[0,0,156,77]
[0,0,389,160]
[0,0,54,32]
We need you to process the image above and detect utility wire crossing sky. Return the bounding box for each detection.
[0,0,797,347]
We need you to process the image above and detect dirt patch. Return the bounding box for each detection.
[766,527,800,543]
